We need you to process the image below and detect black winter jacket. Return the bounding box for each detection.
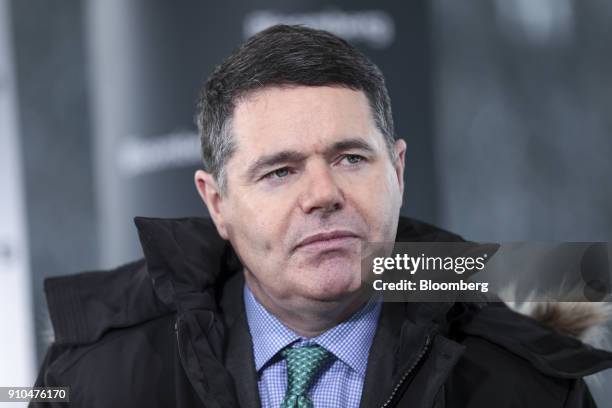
[31,216,612,407]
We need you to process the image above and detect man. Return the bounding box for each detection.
[33,25,612,407]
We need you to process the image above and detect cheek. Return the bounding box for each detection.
[225,193,289,255]
[345,166,402,237]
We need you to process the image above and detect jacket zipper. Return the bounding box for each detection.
[175,318,187,371]
[379,335,432,408]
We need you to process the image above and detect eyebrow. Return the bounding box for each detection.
[244,137,377,181]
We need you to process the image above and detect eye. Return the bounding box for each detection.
[341,154,365,165]
[263,167,291,179]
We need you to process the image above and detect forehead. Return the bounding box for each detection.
[230,86,382,155]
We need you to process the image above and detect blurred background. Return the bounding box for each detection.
[0,0,611,405]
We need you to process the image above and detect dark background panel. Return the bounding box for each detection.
[10,0,98,365]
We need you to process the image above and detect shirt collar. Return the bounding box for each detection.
[244,284,381,377]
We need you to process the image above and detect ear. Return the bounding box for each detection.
[194,169,229,239]
[392,139,407,196]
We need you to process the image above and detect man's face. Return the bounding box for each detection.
[198,86,405,309]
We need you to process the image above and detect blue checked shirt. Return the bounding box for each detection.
[244,285,381,408]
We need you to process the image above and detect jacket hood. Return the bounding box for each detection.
[43,215,461,345]
[43,215,612,379]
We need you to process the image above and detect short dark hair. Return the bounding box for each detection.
[196,24,395,193]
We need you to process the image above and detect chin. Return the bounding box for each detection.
[297,267,363,302]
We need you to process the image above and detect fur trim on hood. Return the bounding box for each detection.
[503,296,612,350]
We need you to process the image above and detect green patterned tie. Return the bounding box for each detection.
[280,345,331,408]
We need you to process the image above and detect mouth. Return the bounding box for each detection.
[294,230,360,253]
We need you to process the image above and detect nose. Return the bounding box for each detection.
[299,160,344,215]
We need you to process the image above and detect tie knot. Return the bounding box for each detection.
[282,345,331,402]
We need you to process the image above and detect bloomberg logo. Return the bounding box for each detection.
[243,9,395,49]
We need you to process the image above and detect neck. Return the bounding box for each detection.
[245,275,370,338]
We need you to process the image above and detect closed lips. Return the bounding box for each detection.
[294,231,359,250]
